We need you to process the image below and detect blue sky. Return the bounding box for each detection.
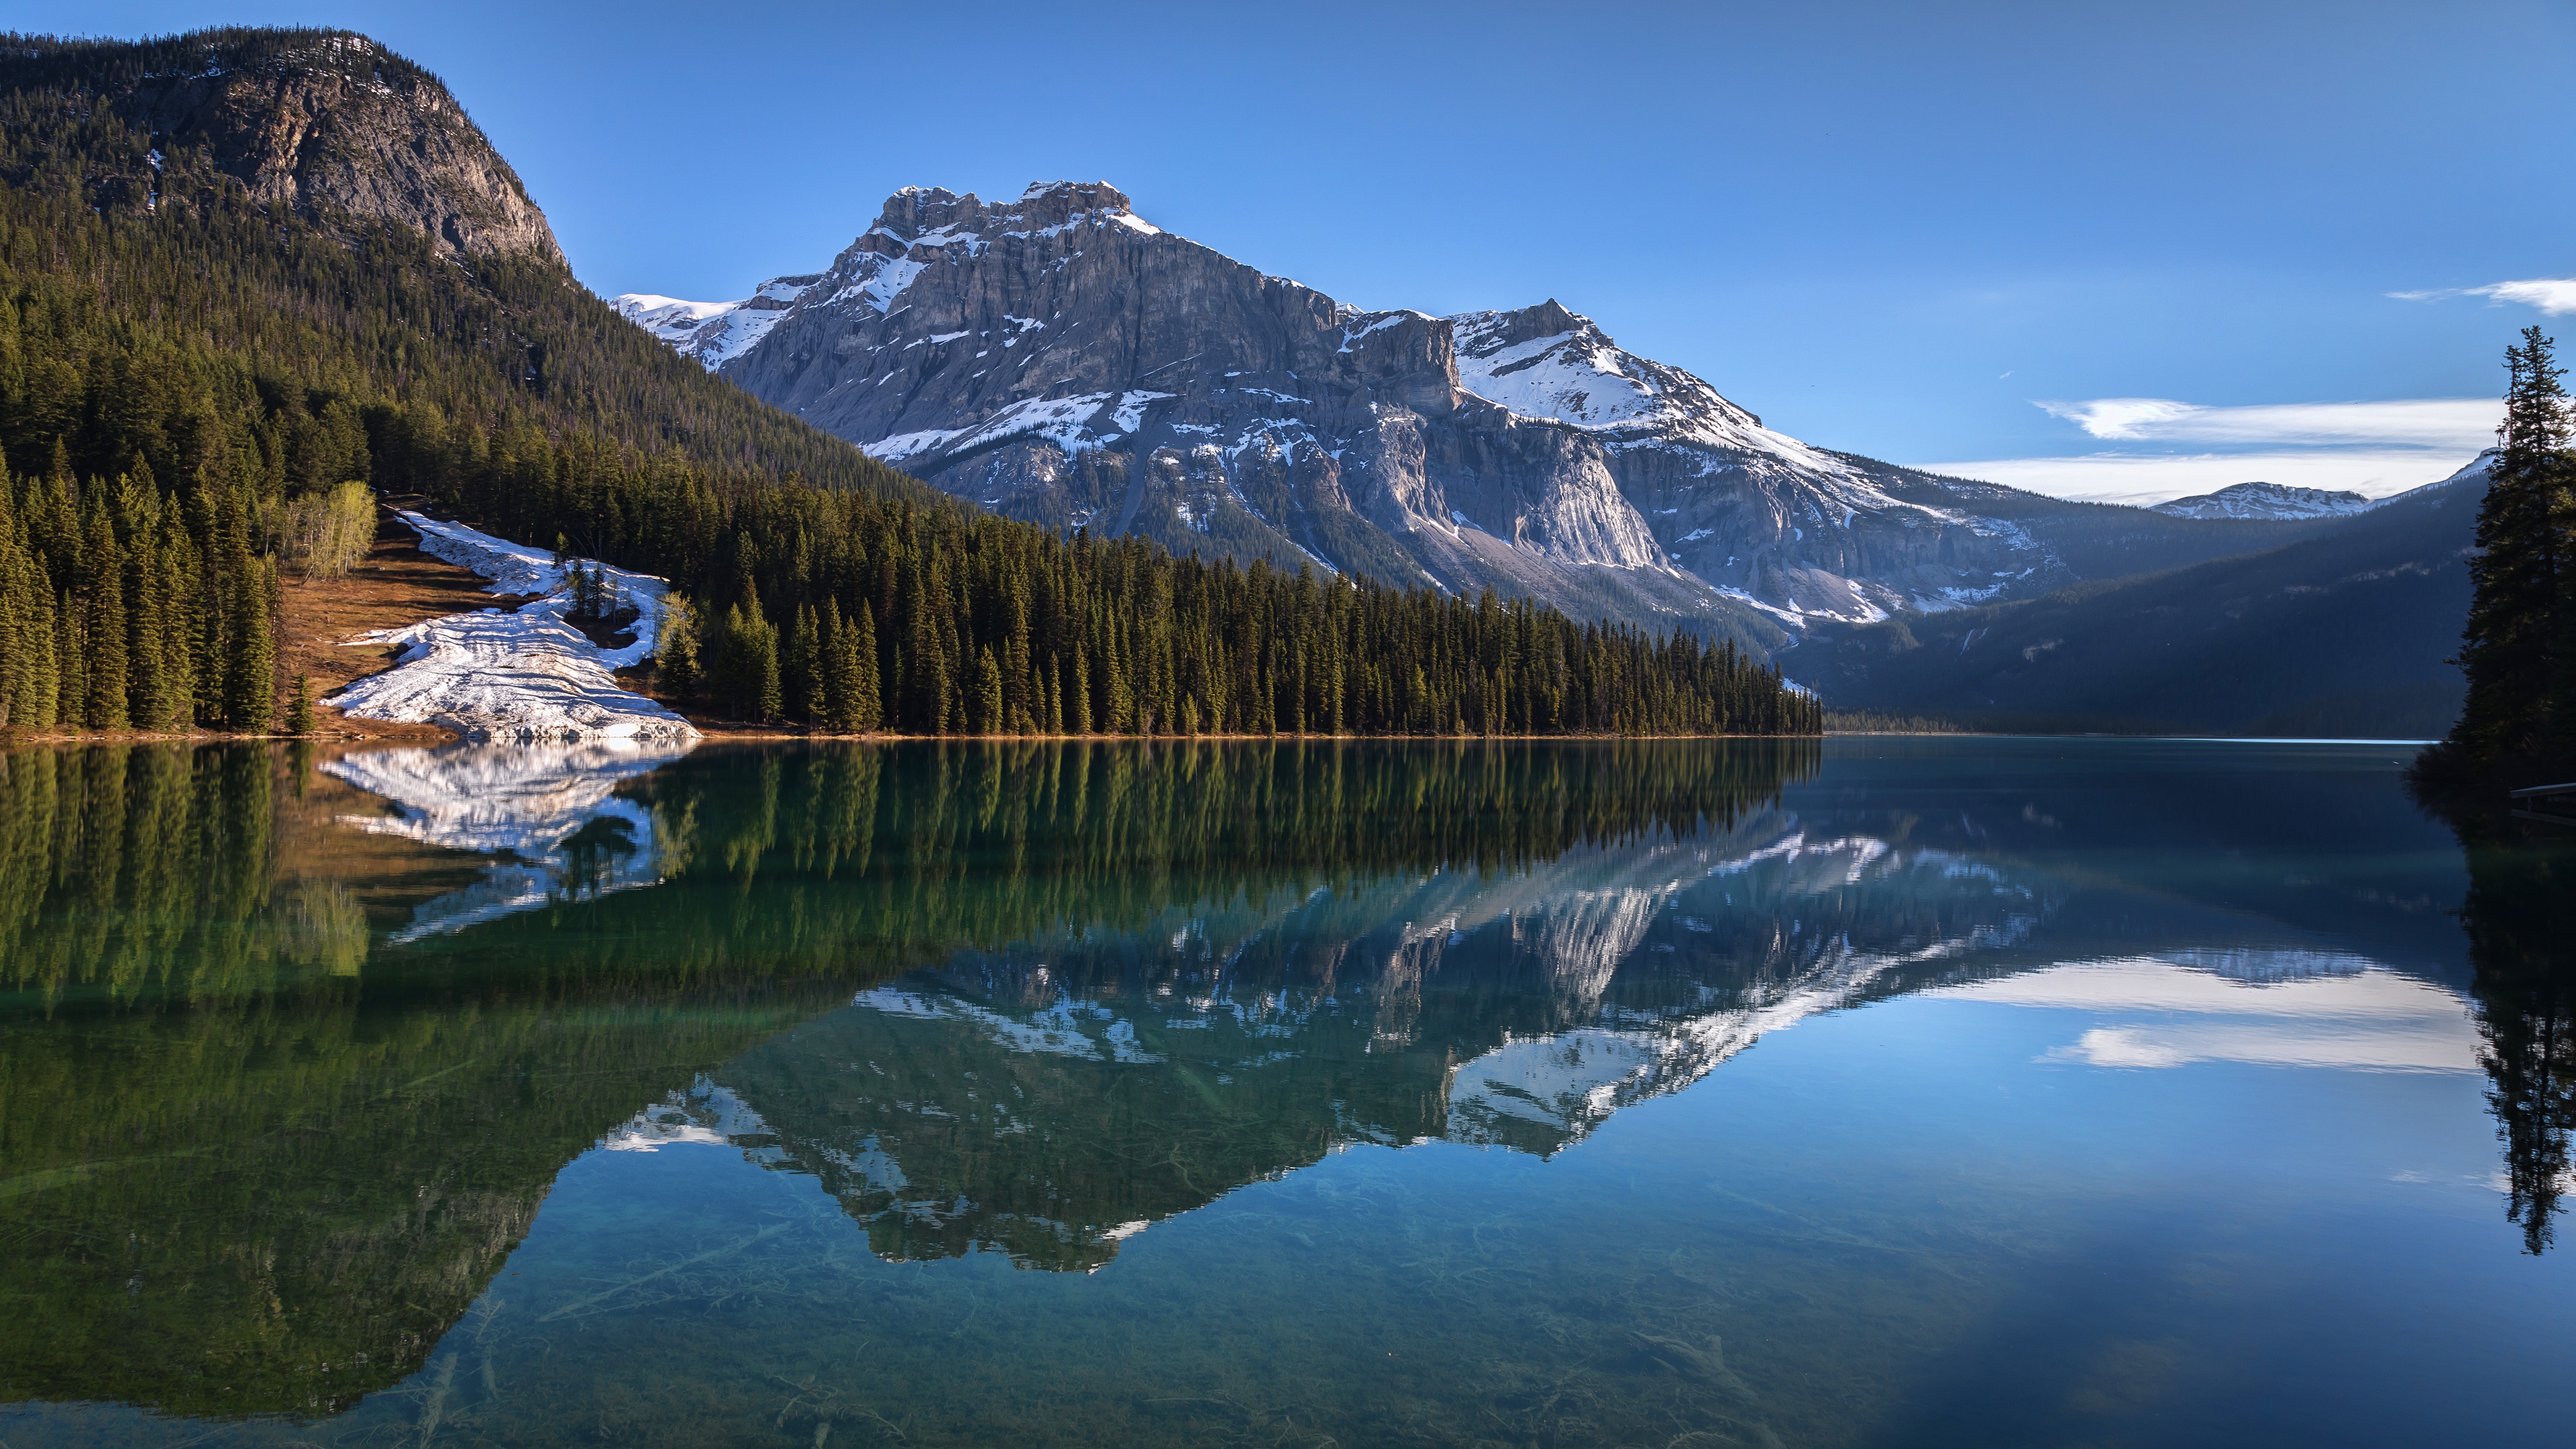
[28,0,2576,501]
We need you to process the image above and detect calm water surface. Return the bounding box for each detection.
[1,737,2569,1446]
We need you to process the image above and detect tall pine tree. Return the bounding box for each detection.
[2449,327,2573,780]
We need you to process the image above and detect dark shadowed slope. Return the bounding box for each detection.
[1792,459,2484,736]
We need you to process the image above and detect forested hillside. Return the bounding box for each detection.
[1789,462,2481,737]
[0,27,1816,738]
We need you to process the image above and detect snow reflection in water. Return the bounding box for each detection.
[324,741,692,941]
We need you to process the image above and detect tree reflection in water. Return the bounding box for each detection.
[2454,826,2576,1254]
[0,737,1819,1417]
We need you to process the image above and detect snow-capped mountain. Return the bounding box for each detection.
[2151,481,2375,521]
[615,277,819,370]
[614,182,2310,643]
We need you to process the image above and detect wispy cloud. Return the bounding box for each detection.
[2033,396,2498,449]
[2389,277,2576,315]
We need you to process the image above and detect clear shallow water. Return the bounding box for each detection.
[1,737,2569,1446]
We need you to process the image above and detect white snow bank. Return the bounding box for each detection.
[335,512,699,744]
[325,741,686,942]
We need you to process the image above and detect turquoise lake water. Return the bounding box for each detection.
[1,737,2568,1446]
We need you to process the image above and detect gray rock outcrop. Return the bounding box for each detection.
[23,28,563,264]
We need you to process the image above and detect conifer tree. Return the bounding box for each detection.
[125,517,172,730]
[658,594,701,701]
[286,674,315,735]
[80,508,129,731]
[1004,574,1032,729]
[1105,629,1133,734]
[226,559,276,732]
[0,474,35,729]
[788,602,824,723]
[821,602,859,733]
[974,646,1005,735]
[849,601,882,732]
[714,602,752,706]
[56,586,85,730]
[753,612,784,724]
[3,561,60,731]
[2451,326,2573,776]
[908,604,950,733]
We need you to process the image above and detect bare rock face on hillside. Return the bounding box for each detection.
[13,28,561,264]
[616,181,2322,645]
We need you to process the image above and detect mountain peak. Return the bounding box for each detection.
[865,180,1150,249]
[2150,480,2375,521]
[3,25,562,264]
[1453,300,1587,357]
[1014,178,1132,217]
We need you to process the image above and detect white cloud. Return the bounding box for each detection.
[2033,396,2499,449]
[1915,449,2481,506]
[1927,394,2501,504]
[2391,277,2576,315]
[1937,959,2481,1074]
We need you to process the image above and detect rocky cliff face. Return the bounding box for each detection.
[9,28,561,264]
[618,181,2298,644]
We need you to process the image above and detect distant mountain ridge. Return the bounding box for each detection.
[614,181,2320,650]
[1796,455,2488,735]
[2153,480,2375,521]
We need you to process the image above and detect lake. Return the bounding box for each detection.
[1,737,2569,1446]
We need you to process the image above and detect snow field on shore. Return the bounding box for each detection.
[333,511,700,743]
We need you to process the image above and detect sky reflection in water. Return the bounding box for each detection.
[0,737,2567,1447]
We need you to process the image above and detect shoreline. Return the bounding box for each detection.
[1,727,1829,746]
[3,727,2435,747]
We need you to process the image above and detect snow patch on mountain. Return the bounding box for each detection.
[333,513,698,743]
[866,392,1115,464]
[1444,303,2005,590]
[611,277,816,369]
[2151,481,2377,521]
[1450,306,1876,490]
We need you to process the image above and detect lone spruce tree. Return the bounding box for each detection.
[848,600,881,732]
[2449,327,2572,780]
[657,593,700,702]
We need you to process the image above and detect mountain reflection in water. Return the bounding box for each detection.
[0,737,2569,1444]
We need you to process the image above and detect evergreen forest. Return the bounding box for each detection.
[0,29,1817,739]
